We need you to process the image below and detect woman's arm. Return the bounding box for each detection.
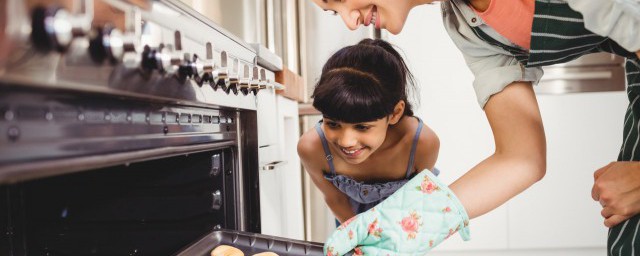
[297,133,356,223]
[449,81,546,219]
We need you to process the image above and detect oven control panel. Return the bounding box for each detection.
[0,0,279,111]
[0,89,241,182]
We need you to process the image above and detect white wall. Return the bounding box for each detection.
[302,1,372,96]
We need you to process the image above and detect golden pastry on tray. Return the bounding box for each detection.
[211,245,244,256]
[252,252,279,256]
[211,244,280,256]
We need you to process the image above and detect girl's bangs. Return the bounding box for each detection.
[312,72,394,123]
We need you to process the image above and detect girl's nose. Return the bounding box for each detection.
[337,131,358,148]
[339,9,361,30]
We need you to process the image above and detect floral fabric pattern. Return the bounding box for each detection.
[417,176,439,194]
[323,170,471,256]
[399,211,422,240]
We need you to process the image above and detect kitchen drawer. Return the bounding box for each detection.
[257,86,278,148]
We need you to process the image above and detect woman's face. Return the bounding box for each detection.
[321,117,390,165]
[310,0,431,34]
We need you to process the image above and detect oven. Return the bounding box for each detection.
[0,0,321,255]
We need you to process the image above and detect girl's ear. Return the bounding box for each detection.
[389,100,405,125]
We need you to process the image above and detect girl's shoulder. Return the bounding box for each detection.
[297,127,327,171]
[389,117,437,152]
[403,117,440,171]
[394,116,427,140]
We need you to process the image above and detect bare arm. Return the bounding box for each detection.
[306,165,356,223]
[449,82,546,219]
[297,133,356,223]
[414,124,440,172]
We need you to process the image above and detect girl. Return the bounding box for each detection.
[297,38,441,222]
[310,0,640,255]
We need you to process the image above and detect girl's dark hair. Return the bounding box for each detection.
[311,39,417,123]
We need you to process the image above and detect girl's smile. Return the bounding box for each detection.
[340,146,367,158]
[321,117,389,164]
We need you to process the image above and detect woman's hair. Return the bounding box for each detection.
[311,39,417,123]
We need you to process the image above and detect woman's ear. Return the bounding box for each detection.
[389,100,405,125]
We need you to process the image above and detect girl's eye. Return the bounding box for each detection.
[355,125,370,131]
[329,10,338,16]
[324,121,339,128]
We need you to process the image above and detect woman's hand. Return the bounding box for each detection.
[323,171,470,256]
[592,161,640,227]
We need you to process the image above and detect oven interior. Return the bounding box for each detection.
[1,149,238,255]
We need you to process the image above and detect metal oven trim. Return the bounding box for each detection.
[0,141,237,185]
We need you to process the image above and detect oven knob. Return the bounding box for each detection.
[155,44,174,73]
[253,68,270,95]
[225,58,239,95]
[120,32,141,68]
[140,44,183,76]
[250,67,261,95]
[140,45,164,73]
[88,25,124,64]
[146,44,180,76]
[239,64,251,95]
[227,81,238,95]
[31,6,91,52]
[176,54,196,80]
[193,45,217,86]
[169,31,194,81]
[191,54,215,86]
[212,51,230,92]
[226,81,238,95]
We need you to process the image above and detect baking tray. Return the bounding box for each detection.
[175,229,324,256]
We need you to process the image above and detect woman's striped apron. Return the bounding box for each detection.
[469,0,640,254]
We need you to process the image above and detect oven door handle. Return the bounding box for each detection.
[261,161,287,171]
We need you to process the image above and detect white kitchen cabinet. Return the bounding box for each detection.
[258,95,305,240]
[259,165,284,236]
[257,85,280,167]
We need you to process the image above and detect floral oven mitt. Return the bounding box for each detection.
[324,170,470,256]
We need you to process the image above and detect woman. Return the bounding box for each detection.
[311,0,640,255]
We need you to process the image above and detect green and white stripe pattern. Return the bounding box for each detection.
[471,0,640,254]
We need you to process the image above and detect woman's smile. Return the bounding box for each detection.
[365,5,379,28]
